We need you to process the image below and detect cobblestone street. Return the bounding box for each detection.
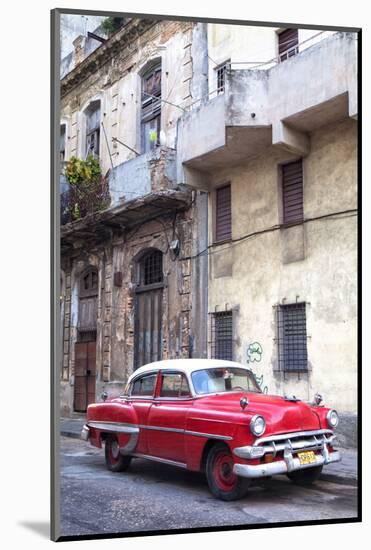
[60,436,358,538]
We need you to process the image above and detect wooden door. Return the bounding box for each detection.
[134,287,163,369]
[74,341,96,412]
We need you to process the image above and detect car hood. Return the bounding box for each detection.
[195,392,321,434]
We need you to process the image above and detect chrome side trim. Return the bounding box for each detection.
[140,425,184,434]
[87,421,139,434]
[132,453,187,469]
[88,420,232,441]
[255,429,333,445]
[184,430,232,441]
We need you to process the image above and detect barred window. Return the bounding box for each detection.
[140,250,163,286]
[210,311,233,360]
[276,303,308,372]
[215,60,230,94]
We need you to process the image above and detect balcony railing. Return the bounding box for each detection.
[60,174,110,225]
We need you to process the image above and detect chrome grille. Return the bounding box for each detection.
[255,429,336,458]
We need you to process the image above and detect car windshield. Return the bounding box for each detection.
[191,367,261,395]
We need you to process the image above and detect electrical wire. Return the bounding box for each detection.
[179,209,358,262]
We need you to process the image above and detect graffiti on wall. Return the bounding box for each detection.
[246,342,268,393]
[247,342,263,363]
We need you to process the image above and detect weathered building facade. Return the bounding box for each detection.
[60,18,358,443]
[60,17,208,416]
[177,27,358,442]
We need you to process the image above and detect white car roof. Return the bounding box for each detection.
[128,358,250,381]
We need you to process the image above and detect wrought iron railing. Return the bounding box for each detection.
[60,175,110,225]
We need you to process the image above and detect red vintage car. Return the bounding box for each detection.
[81,359,341,501]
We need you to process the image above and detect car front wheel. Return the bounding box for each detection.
[206,442,250,501]
[287,465,323,485]
[105,435,132,472]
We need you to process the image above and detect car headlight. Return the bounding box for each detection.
[250,415,266,436]
[327,409,339,428]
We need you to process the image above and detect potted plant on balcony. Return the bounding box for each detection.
[63,155,110,222]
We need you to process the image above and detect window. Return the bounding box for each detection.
[78,267,99,332]
[141,64,162,153]
[215,60,230,94]
[276,303,308,372]
[192,368,260,395]
[140,250,163,286]
[159,373,191,398]
[85,100,101,158]
[131,373,157,397]
[281,159,304,224]
[80,268,98,297]
[215,184,232,242]
[60,124,66,162]
[278,28,299,62]
[210,311,233,360]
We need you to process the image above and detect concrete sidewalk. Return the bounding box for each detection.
[60,417,358,486]
[60,417,85,439]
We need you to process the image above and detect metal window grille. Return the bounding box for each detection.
[276,303,308,372]
[210,311,233,360]
[142,250,163,285]
[216,61,229,94]
[278,28,299,62]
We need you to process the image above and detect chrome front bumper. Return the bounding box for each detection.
[233,429,341,479]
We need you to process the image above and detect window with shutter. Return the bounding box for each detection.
[85,100,101,158]
[276,303,308,372]
[282,159,304,224]
[60,124,66,162]
[141,64,162,153]
[215,184,232,242]
[278,28,299,62]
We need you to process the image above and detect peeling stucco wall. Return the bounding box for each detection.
[60,20,202,178]
[207,118,357,413]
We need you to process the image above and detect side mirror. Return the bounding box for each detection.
[101,391,108,402]
[313,392,323,406]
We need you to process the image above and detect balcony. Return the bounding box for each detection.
[60,146,188,251]
[176,32,357,188]
[108,146,177,206]
[60,146,177,225]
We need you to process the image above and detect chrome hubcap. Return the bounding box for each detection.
[111,440,119,459]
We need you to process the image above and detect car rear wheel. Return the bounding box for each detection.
[105,435,132,472]
[206,442,250,501]
[287,465,323,485]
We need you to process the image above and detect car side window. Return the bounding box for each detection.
[159,373,191,398]
[130,373,157,397]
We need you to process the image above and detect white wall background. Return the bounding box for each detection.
[1,0,369,548]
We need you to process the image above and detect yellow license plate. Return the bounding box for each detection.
[297,451,316,465]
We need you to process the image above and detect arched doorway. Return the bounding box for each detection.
[74,267,98,412]
[134,249,164,369]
